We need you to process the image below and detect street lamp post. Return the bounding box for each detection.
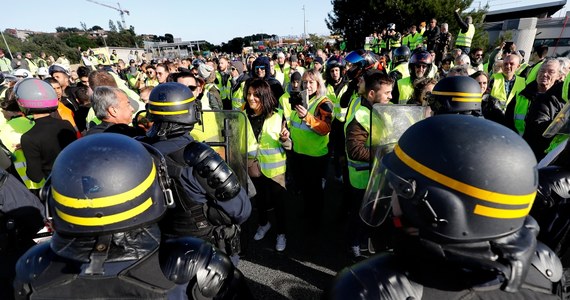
[302,5,307,46]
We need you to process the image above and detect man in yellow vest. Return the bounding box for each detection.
[344,70,394,259]
[393,50,434,103]
[489,53,526,111]
[0,49,12,73]
[454,8,475,55]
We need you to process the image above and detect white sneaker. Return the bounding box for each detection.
[254,223,271,241]
[276,234,286,251]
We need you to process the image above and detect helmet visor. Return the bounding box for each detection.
[360,159,416,227]
[543,101,570,138]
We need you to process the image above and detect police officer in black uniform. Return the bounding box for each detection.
[0,170,44,300]
[427,75,483,116]
[327,115,565,299]
[144,82,251,264]
[13,133,252,299]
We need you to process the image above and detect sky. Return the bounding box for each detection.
[4,0,569,46]
[469,0,568,16]
[3,0,334,45]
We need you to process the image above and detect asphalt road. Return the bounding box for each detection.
[238,167,357,300]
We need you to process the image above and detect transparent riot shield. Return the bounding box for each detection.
[360,104,428,227]
[539,102,570,167]
[543,101,570,138]
[190,109,248,189]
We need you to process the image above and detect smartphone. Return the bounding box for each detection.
[503,41,514,52]
[289,90,308,109]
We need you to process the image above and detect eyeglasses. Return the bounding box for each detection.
[255,66,266,71]
[415,64,428,69]
[147,71,154,75]
[188,85,198,91]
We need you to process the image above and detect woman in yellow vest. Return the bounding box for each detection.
[246,79,291,252]
[289,69,333,226]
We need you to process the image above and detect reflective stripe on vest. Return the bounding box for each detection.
[390,37,401,48]
[231,81,246,110]
[217,72,232,100]
[397,77,414,104]
[408,33,423,49]
[327,84,349,122]
[290,96,330,157]
[490,73,526,109]
[455,24,475,47]
[246,110,287,178]
[513,94,530,135]
[14,149,45,189]
[344,101,371,189]
[393,63,410,79]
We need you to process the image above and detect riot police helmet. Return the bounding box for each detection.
[326,54,346,70]
[428,76,482,115]
[394,46,411,63]
[361,115,538,244]
[47,133,171,236]
[147,82,200,125]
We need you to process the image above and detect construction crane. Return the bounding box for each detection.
[86,0,130,29]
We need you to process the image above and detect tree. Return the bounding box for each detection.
[90,25,103,31]
[307,34,326,50]
[80,22,88,32]
[326,0,485,51]
[164,33,174,43]
[221,37,246,54]
[116,21,125,32]
[109,20,118,32]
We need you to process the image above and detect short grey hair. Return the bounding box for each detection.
[456,54,471,66]
[441,23,448,31]
[540,57,564,77]
[91,86,126,120]
[557,57,570,77]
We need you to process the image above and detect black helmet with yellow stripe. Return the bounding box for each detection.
[428,76,482,115]
[362,115,537,243]
[147,82,200,125]
[48,133,170,236]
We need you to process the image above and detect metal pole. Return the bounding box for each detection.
[303,5,307,46]
[0,29,14,59]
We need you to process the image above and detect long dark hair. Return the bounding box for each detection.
[244,78,277,118]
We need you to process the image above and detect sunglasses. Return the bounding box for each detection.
[147,71,154,74]
[255,66,266,71]
[188,85,198,91]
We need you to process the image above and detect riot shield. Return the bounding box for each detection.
[360,104,428,227]
[543,101,570,138]
[539,102,570,167]
[190,109,248,189]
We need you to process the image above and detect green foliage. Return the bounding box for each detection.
[62,33,98,49]
[220,37,246,54]
[109,20,118,32]
[307,34,326,50]
[327,0,487,51]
